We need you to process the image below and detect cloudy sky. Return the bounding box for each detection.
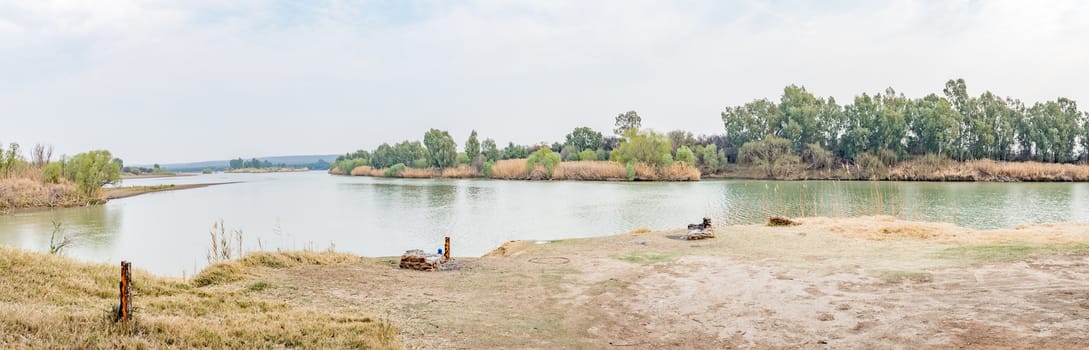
[3,0,1087,164]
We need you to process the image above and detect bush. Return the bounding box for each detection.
[41,162,62,184]
[854,152,887,179]
[67,150,121,196]
[384,163,407,177]
[526,148,561,179]
[201,168,213,174]
[578,149,597,162]
[801,143,834,170]
[482,161,494,178]
[675,146,696,165]
[738,136,800,178]
[615,129,673,167]
[596,148,608,161]
[625,162,636,181]
[564,152,580,162]
[411,158,429,168]
[698,145,721,173]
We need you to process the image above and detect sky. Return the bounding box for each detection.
[2,0,1088,164]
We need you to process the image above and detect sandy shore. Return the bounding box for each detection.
[105,182,237,199]
[120,173,196,179]
[254,217,1089,349]
[5,216,1089,349]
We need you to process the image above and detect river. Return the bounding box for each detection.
[2,171,1087,276]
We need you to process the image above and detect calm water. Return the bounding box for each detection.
[2,171,1087,276]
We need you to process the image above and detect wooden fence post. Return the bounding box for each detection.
[118,261,132,322]
[444,237,450,260]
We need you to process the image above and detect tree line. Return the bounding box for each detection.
[1,141,121,197]
[333,78,1088,178]
[331,112,722,176]
[722,79,1089,167]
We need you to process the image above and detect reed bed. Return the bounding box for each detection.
[551,161,626,180]
[889,158,1089,181]
[349,166,384,177]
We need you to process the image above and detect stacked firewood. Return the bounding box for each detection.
[685,217,715,240]
[399,249,448,271]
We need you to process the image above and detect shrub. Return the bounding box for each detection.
[564,152,580,162]
[625,162,636,181]
[675,146,696,165]
[526,148,561,179]
[854,152,887,179]
[801,143,834,170]
[67,150,121,196]
[596,148,608,161]
[482,161,494,178]
[41,162,62,184]
[411,158,429,168]
[384,163,407,177]
[738,136,800,178]
[698,144,721,173]
[578,149,597,162]
[615,129,673,167]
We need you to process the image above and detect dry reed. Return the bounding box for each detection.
[348,159,702,181]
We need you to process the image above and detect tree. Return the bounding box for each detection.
[698,144,722,173]
[68,150,122,196]
[675,146,696,165]
[465,130,480,162]
[578,149,597,162]
[565,127,603,151]
[667,130,696,155]
[614,110,642,136]
[526,147,561,178]
[560,145,579,161]
[481,138,499,162]
[502,142,528,159]
[738,136,800,178]
[615,129,673,167]
[423,129,457,168]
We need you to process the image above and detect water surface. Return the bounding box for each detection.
[2,171,1086,276]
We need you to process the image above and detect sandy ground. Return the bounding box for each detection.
[104,182,237,199]
[235,217,1089,349]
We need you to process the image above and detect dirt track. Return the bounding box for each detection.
[243,217,1089,349]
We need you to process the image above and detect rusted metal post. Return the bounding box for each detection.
[118,261,132,322]
[444,236,450,260]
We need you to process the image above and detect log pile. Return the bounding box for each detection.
[399,249,448,271]
[684,217,715,240]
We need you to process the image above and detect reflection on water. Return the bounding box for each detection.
[1,171,1087,276]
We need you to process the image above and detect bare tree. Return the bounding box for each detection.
[31,144,53,168]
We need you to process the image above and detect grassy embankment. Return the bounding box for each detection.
[720,157,1089,182]
[0,247,400,349]
[336,159,701,181]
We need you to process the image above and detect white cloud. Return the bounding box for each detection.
[2,0,1087,163]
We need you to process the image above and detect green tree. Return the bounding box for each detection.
[698,144,722,173]
[615,129,673,167]
[525,147,561,179]
[565,127,603,151]
[738,136,799,178]
[481,138,499,162]
[578,149,597,162]
[560,145,579,161]
[424,129,457,168]
[613,111,642,136]
[464,130,481,162]
[68,150,121,196]
[674,146,696,165]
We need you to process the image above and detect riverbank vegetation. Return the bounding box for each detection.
[331,115,702,181]
[1,142,124,211]
[330,79,1088,182]
[720,79,1089,180]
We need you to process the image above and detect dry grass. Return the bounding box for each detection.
[440,165,479,178]
[800,216,1089,244]
[656,163,701,181]
[552,161,626,180]
[0,178,92,210]
[0,246,399,349]
[490,159,531,179]
[349,165,384,177]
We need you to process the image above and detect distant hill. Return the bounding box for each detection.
[136,154,339,172]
